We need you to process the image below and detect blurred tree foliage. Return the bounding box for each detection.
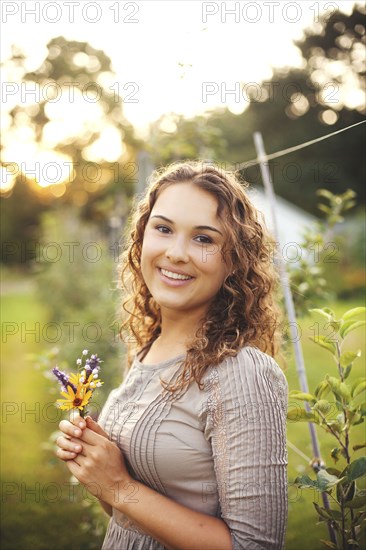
[1,37,141,263]
[0,176,49,263]
[150,5,365,214]
[33,208,123,400]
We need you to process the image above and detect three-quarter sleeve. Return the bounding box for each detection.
[202,347,288,550]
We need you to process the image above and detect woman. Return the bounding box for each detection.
[56,161,288,550]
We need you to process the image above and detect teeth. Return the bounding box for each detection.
[161,268,192,280]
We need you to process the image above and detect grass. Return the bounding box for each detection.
[1,284,108,550]
[1,271,365,549]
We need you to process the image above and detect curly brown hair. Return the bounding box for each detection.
[118,160,282,395]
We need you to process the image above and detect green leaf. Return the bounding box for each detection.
[314,502,343,521]
[330,448,341,463]
[344,495,366,509]
[337,480,355,503]
[344,457,366,483]
[310,335,336,355]
[313,400,333,414]
[317,189,334,200]
[294,475,319,489]
[289,390,316,403]
[318,204,332,215]
[346,540,359,548]
[295,470,343,497]
[353,381,366,398]
[315,380,331,399]
[342,307,366,321]
[351,378,366,397]
[338,382,351,403]
[349,389,366,410]
[326,467,342,476]
[344,364,353,380]
[317,469,345,491]
[353,443,366,452]
[309,308,333,321]
[340,350,361,368]
[348,411,362,426]
[326,376,341,396]
[340,320,366,339]
[287,408,319,423]
[320,540,337,549]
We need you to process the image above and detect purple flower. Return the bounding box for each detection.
[52,367,77,393]
[84,354,103,377]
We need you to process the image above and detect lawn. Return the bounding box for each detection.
[1,280,108,550]
[1,272,365,549]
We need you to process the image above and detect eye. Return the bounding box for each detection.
[155,224,171,234]
[195,235,213,244]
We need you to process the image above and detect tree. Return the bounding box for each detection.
[150,5,366,214]
[1,37,142,264]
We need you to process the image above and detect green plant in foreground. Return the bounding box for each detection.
[288,306,366,549]
[289,188,357,317]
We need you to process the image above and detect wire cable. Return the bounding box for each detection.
[233,119,366,171]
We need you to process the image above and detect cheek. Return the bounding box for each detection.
[141,234,163,270]
[198,248,227,273]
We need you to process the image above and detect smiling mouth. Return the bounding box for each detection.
[159,268,193,281]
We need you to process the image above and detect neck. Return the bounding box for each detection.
[157,307,207,347]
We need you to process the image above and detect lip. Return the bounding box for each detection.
[157,267,195,287]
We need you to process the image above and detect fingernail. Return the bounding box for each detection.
[79,422,84,428]
[74,445,81,451]
[74,429,81,436]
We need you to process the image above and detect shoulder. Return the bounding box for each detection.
[202,345,288,411]
[234,345,287,384]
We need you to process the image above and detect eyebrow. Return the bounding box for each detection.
[150,215,223,236]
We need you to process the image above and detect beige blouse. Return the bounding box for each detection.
[98,346,288,549]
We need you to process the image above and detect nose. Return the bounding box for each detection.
[165,236,189,263]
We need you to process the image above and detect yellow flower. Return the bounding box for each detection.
[56,384,92,411]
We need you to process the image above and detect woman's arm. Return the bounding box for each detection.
[57,416,232,550]
[105,478,233,550]
[203,347,288,550]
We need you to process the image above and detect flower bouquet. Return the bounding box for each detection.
[52,350,103,417]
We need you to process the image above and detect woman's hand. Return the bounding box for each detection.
[56,412,132,506]
[56,411,87,461]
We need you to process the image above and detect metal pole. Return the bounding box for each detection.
[253,131,337,545]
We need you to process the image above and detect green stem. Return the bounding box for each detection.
[336,341,344,382]
[316,409,348,457]
[340,492,346,550]
[335,340,357,547]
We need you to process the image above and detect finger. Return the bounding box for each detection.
[56,435,83,454]
[69,410,87,430]
[59,419,84,438]
[56,447,79,461]
[78,427,98,445]
[65,457,82,475]
[78,426,108,445]
[85,416,108,438]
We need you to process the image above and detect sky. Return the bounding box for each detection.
[0,0,362,191]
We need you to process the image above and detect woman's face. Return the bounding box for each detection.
[141,182,231,319]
